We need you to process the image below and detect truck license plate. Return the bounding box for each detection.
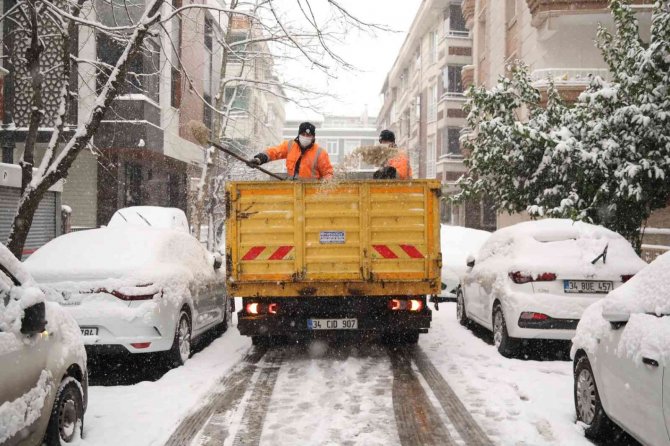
[80,327,98,336]
[564,280,613,294]
[307,318,357,330]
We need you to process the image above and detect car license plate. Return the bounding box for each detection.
[80,327,98,336]
[564,280,613,294]
[307,318,357,330]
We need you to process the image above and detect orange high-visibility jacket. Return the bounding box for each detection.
[265,140,334,179]
[387,151,413,180]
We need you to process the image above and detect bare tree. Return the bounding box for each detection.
[0,0,386,257]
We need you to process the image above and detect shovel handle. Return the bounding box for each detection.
[208,140,285,181]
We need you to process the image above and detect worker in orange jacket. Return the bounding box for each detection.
[373,129,413,180]
[251,122,333,180]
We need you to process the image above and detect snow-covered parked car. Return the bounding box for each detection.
[24,226,230,367]
[0,243,87,445]
[108,206,190,233]
[572,251,670,445]
[457,219,646,356]
[438,225,490,301]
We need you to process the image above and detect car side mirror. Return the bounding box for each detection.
[213,254,223,270]
[466,255,475,268]
[21,302,47,335]
[602,309,630,329]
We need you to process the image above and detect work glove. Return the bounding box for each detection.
[250,153,269,165]
[373,166,397,179]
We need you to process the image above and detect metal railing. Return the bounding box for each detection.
[530,68,612,85]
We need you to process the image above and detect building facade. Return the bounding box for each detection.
[281,112,378,177]
[377,1,491,229]
[0,1,239,229]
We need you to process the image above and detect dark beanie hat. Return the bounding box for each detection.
[298,122,316,136]
[379,129,395,143]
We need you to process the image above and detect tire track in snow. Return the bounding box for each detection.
[389,346,456,446]
[165,346,267,446]
[411,346,494,446]
[230,348,284,446]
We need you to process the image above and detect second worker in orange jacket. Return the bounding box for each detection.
[251,122,334,180]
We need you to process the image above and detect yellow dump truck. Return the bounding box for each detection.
[225,179,442,344]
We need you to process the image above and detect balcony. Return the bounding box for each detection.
[530,68,612,87]
[526,0,652,26]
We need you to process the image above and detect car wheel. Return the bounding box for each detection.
[492,304,516,357]
[45,379,84,445]
[456,289,469,326]
[166,311,191,367]
[574,355,614,440]
[252,335,269,346]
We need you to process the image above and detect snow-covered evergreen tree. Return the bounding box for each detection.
[456,0,670,251]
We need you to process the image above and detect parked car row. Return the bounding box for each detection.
[0,208,230,445]
[450,218,669,445]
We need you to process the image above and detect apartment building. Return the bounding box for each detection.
[282,112,378,176]
[377,1,488,228]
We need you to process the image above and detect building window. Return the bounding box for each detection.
[401,67,408,91]
[414,46,421,72]
[224,86,250,112]
[344,140,360,156]
[203,16,214,127]
[323,140,338,156]
[415,95,421,118]
[444,65,464,94]
[124,163,143,206]
[96,33,160,103]
[429,30,438,64]
[171,0,182,108]
[426,137,436,178]
[428,84,437,122]
[442,127,461,156]
[448,4,468,36]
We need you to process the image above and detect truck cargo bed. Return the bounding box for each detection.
[226,180,442,297]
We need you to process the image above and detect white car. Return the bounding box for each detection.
[24,227,230,367]
[437,225,490,301]
[572,251,670,445]
[108,206,190,233]
[0,243,87,445]
[458,219,646,356]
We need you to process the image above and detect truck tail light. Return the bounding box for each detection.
[246,303,259,315]
[409,299,423,312]
[268,303,279,314]
[388,298,423,312]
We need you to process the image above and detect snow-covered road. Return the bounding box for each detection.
[78,300,637,446]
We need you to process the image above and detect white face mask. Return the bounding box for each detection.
[298,135,314,147]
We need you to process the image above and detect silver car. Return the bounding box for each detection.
[0,244,88,446]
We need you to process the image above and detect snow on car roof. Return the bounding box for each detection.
[24,227,214,284]
[108,206,189,233]
[475,219,646,278]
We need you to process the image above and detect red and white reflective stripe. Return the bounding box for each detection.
[242,246,265,261]
[400,244,423,259]
[241,246,294,261]
[268,246,293,260]
[373,245,398,259]
[373,244,425,259]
